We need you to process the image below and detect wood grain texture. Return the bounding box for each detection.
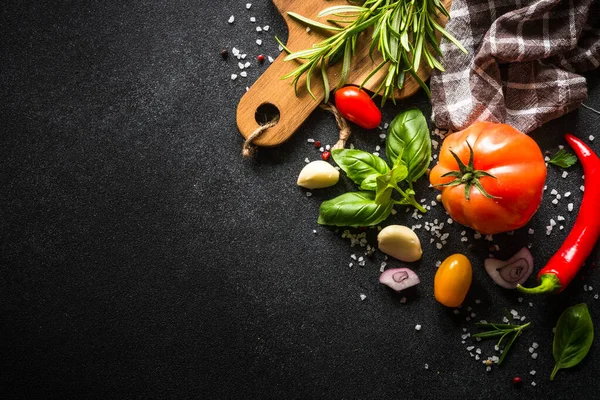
[236,0,451,147]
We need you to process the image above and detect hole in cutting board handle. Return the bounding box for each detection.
[255,103,280,126]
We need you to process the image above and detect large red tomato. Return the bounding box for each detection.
[429,122,546,235]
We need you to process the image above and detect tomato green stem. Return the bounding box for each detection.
[516,273,561,295]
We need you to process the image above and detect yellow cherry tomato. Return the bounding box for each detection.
[434,254,472,307]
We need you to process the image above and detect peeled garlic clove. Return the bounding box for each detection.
[297,160,340,189]
[379,268,420,292]
[377,225,422,262]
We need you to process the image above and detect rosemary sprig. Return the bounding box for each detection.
[280,0,467,105]
[472,319,531,365]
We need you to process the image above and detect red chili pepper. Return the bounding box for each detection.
[518,134,600,294]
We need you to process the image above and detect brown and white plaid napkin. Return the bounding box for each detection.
[430,0,600,133]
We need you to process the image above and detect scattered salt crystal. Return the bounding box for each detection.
[529,347,534,353]
[531,353,538,359]
[307,138,315,143]
[246,3,252,9]
[228,15,235,23]
[453,309,459,314]
[581,185,585,192]
[564,192,571,198]
[595,294,599,300]
[568,203,574,212]
[304,157,310,163]
[379,133,386,139]
[312,229,316,234]
[486,366,492,372]
[474,233,482,239]
[550,219,556,226]
[556,194,562,200]
[531,381,537,387]
[256,26,262,32]
[231,73,238,80]
[400,297,407,304]
[552,199,558,205]
[415,324,422,331]
[475,355,480,360]
[590,135,595,141]
[263,25,270,31]
[550,189,558,195]
[475,299,481,304]
[250,17,256,22]
[532,342,539,349]
[562,171,568,178]
[436,243,442,250]
[360,294,367,301]
[240,71,247,77]
[557,215,565,221]
[510,309,518,316]
[545,156,550,161]
[306,27,311,32]
[256,39,262,45]
[268,56,274,63]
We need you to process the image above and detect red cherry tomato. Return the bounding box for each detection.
[334,86,381,129]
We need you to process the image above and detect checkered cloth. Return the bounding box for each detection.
[430,0,600,133]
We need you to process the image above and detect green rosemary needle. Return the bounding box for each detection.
[279,0,467,105]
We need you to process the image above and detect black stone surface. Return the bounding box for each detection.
[1,1,599,399]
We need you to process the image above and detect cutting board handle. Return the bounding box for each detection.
[236,52,327,147]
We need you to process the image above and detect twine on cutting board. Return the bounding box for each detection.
[241,102,350,157]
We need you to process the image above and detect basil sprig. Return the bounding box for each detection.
[317,109,430,227]
[386,108,432,182]
[551,303,594,380]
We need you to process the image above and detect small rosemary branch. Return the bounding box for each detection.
[472,320,531,365]
[279,0,466,105]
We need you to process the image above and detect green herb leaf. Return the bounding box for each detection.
[549,149,578,168]
[386,108,432,181]
[317,191,394,227]
[332,149,390,191]
[318,5,368,17]
[551,303,594,380]
[287,12,342,32]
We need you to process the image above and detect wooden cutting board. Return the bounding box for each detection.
[236,0,452,147]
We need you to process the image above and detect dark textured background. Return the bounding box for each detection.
[1,1,600,399]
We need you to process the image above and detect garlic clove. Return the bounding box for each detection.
[377,225,422,262]
[297,160,340,189]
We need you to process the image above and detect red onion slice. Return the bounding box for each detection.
[484,248,534,289]
[379,268,420,292]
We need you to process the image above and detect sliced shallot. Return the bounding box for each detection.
[379,268,420,292]
[485,248,534,289]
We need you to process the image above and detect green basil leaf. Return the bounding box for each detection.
[332,149,390,190]
[317,191,393,227]
[386,108,431,182]
[551,303,594,380]
[359,174,379,191]
[375,175,393,204]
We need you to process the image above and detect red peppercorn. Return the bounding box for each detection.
[257,54,265,63]
[512,376,522,386]
[322,151,331,161]
[314,140,321,148]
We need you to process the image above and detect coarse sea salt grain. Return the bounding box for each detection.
[268,56,274,63]
[250,16,256,22]
[246,3,252,9]
[256,39,262,45]
[228,15,235,23]
[415,324,422,331]
[568,203,574,212]
[263,25,270,31]
[240,71,247,77]
[590,135,595,141]
[360,294,367,301]
[256,26,262,32]
[562,171,568,178]
[231,73,238,80]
